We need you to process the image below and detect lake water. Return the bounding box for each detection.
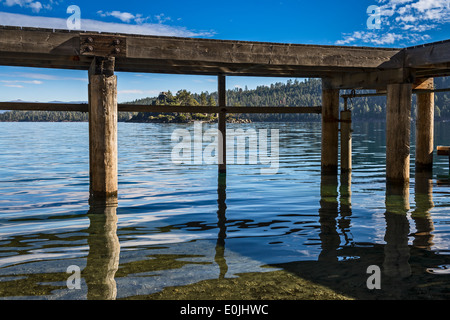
[0,121,449,300]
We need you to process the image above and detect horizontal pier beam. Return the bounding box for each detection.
[0,26,403,78]
[120,105,322,114]
[0,27,449,87]
[405,40,450,69]
[0,102,87,112]
[0,102,322,114]
[340,87,450,99]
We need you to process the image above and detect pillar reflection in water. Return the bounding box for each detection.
[383,183,411,279]
[412,171,435,250]
[318,173,340,262]
[339,172,352,245]
[215,173,228,279]
[84,197,120,300]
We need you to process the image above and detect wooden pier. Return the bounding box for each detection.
[1,26,450,202]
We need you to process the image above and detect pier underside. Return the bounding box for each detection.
[1,26,449,200]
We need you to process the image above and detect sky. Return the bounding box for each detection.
[0,0,449,102]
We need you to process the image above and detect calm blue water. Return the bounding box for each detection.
[0,121,449,299]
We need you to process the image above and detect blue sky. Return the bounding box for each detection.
[0,0,449,102]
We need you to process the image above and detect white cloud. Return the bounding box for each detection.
[337,0,450,46]
[3,0,44,12]
[0,12,215,38]
[28,1,41,12]
[154,13,171,24]
[97,10,136,23]
[336,30,430,46]
[0,80,43,84]
[411,0,446,12]
[97,10,173,25]
[0,71,87,82]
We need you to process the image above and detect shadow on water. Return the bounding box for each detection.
[272,171,450,300]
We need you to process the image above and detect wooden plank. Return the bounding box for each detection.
[0,52,92,70]
[120,105,323,114]
[330,67,412,90]
[2,26,450,80]
[437,146,450,156]
[0,27,79,55]
[0,27,405,76]
[405,40,450,68]
[0,102,88,112]
[127,36,403,69]
[0,102,322,114]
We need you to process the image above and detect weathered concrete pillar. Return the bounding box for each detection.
[88,57,118,200]
[386,83,412,184]
[415,78,434,172]
[321,80,340,175]
[340,109,352,173]
[218,74,226,174]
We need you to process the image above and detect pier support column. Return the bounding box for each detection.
[415,78,434,172]
[218,74,226,174]
[321,80,340,175]
[340,109,352,173]
[386,83,412,184]
[88,56,118,200]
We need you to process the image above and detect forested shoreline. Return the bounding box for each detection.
[1,77,450,122]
